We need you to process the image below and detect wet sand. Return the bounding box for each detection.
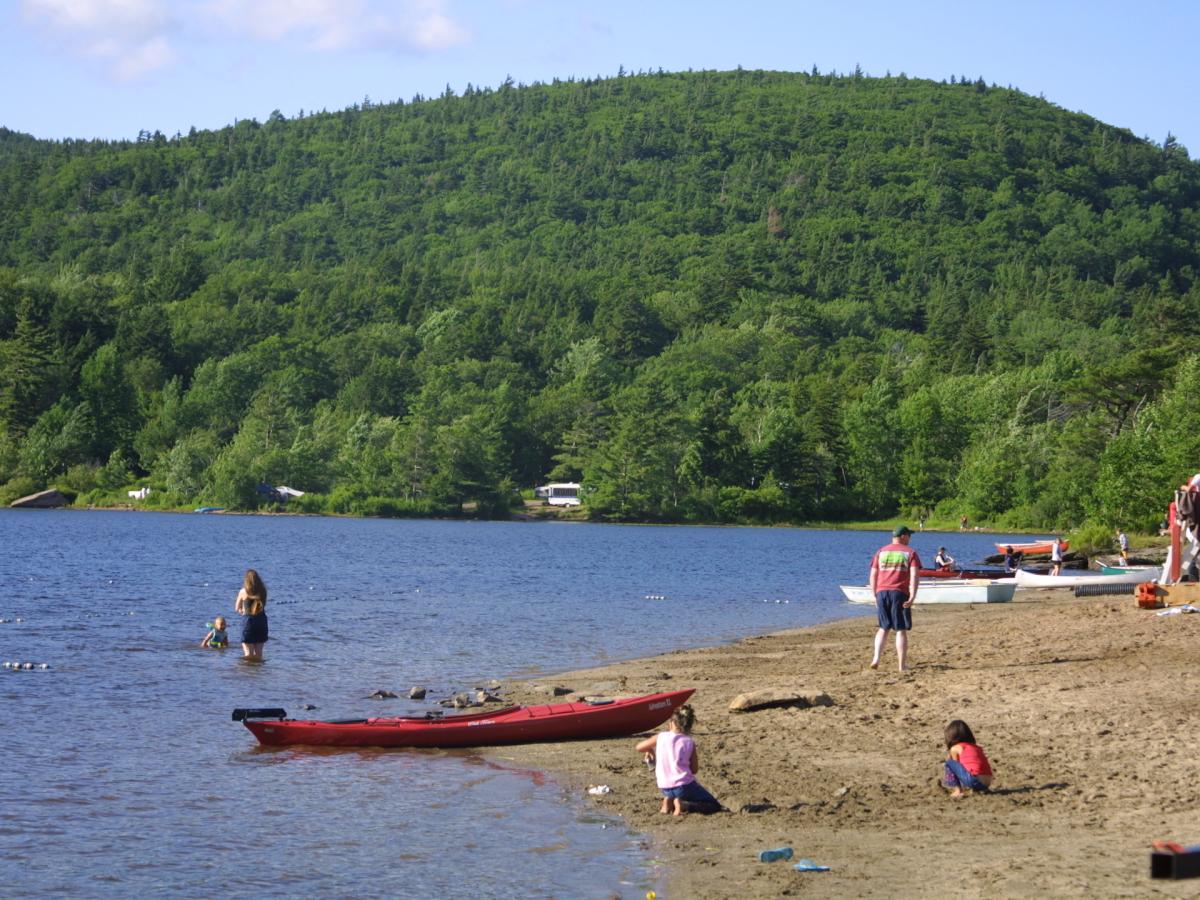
[496,588,1200,898]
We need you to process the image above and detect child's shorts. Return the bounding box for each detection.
[661,780,718,806]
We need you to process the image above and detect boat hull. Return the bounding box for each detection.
[841,581,1016,604]
[994,540,1069,556]
[1099,565,1159,576]
[1014,569,1150,588]
[242,689,695,748]
[919,566,1009,579]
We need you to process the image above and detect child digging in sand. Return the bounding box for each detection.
[635,705,721,815]
[942,719,993,798]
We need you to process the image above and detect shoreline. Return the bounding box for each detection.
[9,502,1080,538]
[494,590,1199,897]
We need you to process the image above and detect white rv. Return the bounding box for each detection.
[534,482,582,507]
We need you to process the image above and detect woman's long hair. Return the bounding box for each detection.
[242,569,267,615]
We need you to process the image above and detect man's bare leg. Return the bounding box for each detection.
[871,628,888,669]
[896,631,909,672]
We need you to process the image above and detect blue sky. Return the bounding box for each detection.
[2,0,1197,157]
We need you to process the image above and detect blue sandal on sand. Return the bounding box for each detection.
[794,859,830,872]
[758,847,793,863]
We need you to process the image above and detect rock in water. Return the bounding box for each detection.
[10,489,67,509]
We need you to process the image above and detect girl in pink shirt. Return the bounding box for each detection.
[942,719,994,798]
[634,706,720,815]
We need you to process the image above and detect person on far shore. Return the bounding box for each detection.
[942,719,993,798]
[200,615,228,648]
[1050,536,1064,576]
[634,705,720,816]
[869,525,921,672]
[1117,529,1129,566]
[959,514,968,532]
[235,569,269,659]
[934,547,955,569]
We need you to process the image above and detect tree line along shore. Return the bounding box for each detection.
[2,69,1199,532]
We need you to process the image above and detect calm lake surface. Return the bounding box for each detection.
[0,510,1027,897]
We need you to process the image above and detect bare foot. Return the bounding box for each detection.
[673,810,684,817]
[949,789,964,799]
[869,660,879,669]
[659,804,669,814]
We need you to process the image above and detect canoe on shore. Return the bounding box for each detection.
[236,689,694,748]
[841,580,1016,604]
[919,565,1010,579]
[994,539,1069,556]
[1014,568,1150,588]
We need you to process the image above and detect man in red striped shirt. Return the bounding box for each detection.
[869,525,921,672]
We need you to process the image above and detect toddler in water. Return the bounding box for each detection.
[942,719,993,798]
[201,616,228,648]
[634,705,721,816]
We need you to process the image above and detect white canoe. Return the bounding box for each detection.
[1013,569,1151,588]
[841,580,1017,605]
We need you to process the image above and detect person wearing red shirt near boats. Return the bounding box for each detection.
[869,525,921,672]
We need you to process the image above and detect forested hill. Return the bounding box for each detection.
[1,69,1199,529]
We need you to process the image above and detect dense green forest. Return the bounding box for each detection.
[1,68,1198,529]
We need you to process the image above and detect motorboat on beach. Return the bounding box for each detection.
[841,580,1016,605]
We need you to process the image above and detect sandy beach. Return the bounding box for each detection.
[496,587,1200,898]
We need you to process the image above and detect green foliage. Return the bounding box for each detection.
[2,70,1200,522]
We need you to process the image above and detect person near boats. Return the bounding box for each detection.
[934,547,955,569]
[868,525,921,672]
[1050,537,1064,576]
[1003,546,1022,573]
[634,705,720,815]
[942,719,993,798]
[1117,529,1129,565]
[235,569,269,659]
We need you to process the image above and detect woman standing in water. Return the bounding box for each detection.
[234,569,269,659]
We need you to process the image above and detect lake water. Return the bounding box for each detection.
[0,511,1027,897]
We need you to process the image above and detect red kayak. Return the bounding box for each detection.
[919,566,1007,579]
[993,539,1068,556]
[236,689,695,748]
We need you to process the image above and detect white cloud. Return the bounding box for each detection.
[111,34,177,80]
[21,0,176,79]
[205,0,469,53]
[23,0,168,36]
[20,0,470,83]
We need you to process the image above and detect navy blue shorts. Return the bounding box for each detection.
[875,590,912,631]
[661,780,718,807]
[241,612,269,644]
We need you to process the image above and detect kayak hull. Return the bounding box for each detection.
[919,566,1009,579]
[242,689,695,748]
[994,540,1069,556]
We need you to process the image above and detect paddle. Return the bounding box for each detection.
[232,708,287,721]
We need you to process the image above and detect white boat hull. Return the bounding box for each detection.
[1013,569,1150,588]
[841,580,1017,605]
